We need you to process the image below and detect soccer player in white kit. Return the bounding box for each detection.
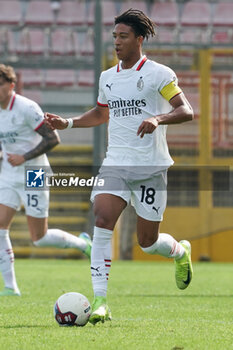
[45,9,194,324]
[0,64,92,296]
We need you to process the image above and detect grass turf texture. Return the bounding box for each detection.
[0,260,232,350]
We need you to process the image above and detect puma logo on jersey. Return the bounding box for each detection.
[106,83,113,91]
[152,206,160,214]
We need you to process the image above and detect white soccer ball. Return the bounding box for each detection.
[54,292,91,327]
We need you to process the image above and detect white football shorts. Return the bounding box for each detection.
[91,168,167,221]
[0,178,49,218]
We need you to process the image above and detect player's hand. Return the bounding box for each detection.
[44,113,68,130]
[7,153,25,166]
[137,117,159,138]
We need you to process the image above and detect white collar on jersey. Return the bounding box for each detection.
[117,55,147,72]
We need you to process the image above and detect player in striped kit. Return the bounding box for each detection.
[0,64,92,297]
[45,9,194,324]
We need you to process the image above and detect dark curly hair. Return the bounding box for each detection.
[115,8,156,40]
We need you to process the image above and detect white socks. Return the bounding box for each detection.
[141,233,185,259]
[33,229,87,252]
[90,230,183,298]
[0,229,20,292]
[91,226,112,297]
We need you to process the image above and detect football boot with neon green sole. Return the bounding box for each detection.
[89,296,112,325]
[0,287,21,296]
[175,240,193,290]
[79,232,92,259]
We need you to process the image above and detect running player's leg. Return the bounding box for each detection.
[89,193,127,325]
[137,217,192,289]
[24,189,92,258]
[0,204,20,296]
[28,217,92,257]
[137,217,185,260]
[132,172,193,290]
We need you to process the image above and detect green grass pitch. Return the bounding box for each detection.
[0,259,232,350]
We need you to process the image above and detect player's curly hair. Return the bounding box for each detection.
[0,64,17,83]
[115,8,156,40]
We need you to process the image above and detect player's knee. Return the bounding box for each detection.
[95,215,113,230]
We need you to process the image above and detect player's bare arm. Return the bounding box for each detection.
[45,105,109,130]
[156,93,194,125]
[137,93,193,138]
[7,123,60,166]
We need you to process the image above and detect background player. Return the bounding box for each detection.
[45,9,194,324]
[0,64,92,296]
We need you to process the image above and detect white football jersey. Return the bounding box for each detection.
[0,92,49,184]
[97,56,182,172]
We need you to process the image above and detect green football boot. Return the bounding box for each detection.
[79,232,92,259]
[0,287,21,296]
[175,240,193,290]
[89,296,112,325]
